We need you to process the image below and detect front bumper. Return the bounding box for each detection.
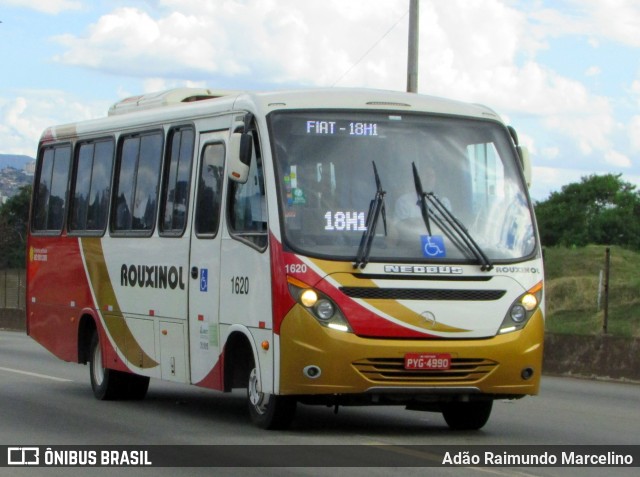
[279,305,544,398]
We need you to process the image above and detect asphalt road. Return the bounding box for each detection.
[0,330,638,476]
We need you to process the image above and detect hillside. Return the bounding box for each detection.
[544,245,640,337]
[0,154,34,170]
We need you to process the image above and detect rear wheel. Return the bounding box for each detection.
[121,372,150,400]
[247,367,296,430]
[441,400,493,430]
[89,331,149,400]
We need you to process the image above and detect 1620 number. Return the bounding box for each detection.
[231,276,250,295]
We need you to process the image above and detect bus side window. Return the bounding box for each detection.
[227,132,267,249]
[111,131,163,234]
[32,144,71,233]
[161,127,195,235]
[195,142,225,236]
[69,139,114,234]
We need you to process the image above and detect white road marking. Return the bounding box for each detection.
[0,366,73,382]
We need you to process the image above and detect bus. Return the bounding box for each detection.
[27,87,544,430]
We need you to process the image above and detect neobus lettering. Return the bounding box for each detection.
[384,265,463,275]
[120,264,185,290]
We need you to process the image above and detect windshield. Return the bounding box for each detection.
[269,111,536,264]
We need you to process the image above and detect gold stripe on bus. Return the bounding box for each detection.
[309,257,468,333]
[81,237,159,368]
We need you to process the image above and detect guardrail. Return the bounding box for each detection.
[0,269,25,310]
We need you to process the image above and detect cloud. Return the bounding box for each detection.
[629,116,640,151]
[0,92,106,156]
[604,150,632,168]
[543,99,614,156]
[50,1,612,117]
[416,1,618,169]
[0,0,82,15]
[631,80,640,107]
[53,7,227,78]
[528,0,640,48]
[530,166,587,201]
[580,0,640,48]
[541,147,560,160]
[52,1,407,87]
[585,66,601,76]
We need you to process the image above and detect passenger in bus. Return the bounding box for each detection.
[115,193,131,229]
[394,165,451,221]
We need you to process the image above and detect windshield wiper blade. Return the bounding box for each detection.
[354,161,387,269]
[412,163,493,272]
[427,192,494,271]
[412,162,432,235]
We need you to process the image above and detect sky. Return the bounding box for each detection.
[1,0,639,201]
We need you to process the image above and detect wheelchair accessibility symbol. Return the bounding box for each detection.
[421,235,446,258]
[200,268,208,292]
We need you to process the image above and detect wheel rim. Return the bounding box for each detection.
[248,368,270,415]
[92,340,105,386]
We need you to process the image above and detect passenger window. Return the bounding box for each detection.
[228,132,267,249]
[195,143,225,236]
[32,144,71,233]
[70,139,114,233]
[112,131,163,234]
[161,127,194,235]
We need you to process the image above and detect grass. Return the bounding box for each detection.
[543,245,640,337]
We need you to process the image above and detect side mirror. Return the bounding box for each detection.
[518,145,532,188]
[228,132,252,183]
[508,125,532,188]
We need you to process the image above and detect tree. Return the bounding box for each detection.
[534,174,640,250]
[0,184,31,269]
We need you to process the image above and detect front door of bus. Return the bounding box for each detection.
[188,131,227,387]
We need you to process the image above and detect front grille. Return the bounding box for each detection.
[353,357,498,384]
[340,287,505,301]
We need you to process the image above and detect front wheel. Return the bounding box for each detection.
[441,400,493,430]
[247,367,296,430]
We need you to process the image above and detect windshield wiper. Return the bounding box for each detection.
[412,162,432,235]
[411,162,493,272]
[354,161,387,269]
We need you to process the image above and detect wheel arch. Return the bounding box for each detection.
[77,310,99,364]
[223,326,259,392]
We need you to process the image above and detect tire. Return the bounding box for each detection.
[89,331,149,400]
[247,367,296,430]
[441,400,493,431]
[120,373,150,400]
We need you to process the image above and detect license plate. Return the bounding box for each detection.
[404,353,451,370]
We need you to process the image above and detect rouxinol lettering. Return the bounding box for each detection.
[120,264,186,290]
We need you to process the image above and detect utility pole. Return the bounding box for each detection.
[406,0,419,93]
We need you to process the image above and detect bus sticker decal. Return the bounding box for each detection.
[200,269,208,292]
[80,237,159,369]
[421,235,446,258]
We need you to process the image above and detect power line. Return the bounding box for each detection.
[331,9,409,87]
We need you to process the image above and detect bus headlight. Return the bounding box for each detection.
[521,293,538,311]
[510,304,527,323]
[300,289,318,307]
[499,281,543,334]
[315,300,335,320]
[287,276,352,333]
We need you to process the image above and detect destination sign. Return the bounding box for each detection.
[304,120,379,136]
